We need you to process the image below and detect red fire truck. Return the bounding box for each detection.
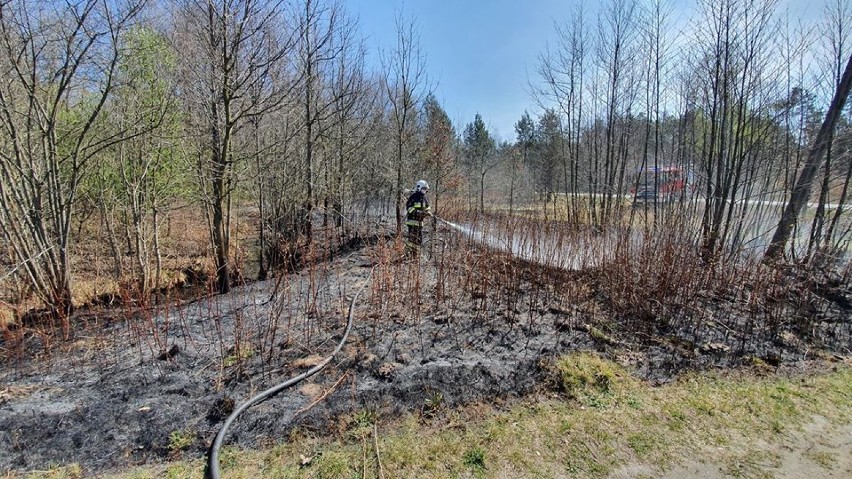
[631,166,690,205]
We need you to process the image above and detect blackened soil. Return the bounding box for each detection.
[0,240,850,477]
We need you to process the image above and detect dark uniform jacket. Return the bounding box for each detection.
[405,191,430,227]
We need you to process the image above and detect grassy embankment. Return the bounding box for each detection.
[6,355,850,479]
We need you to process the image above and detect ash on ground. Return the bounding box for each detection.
[1,237,849,476]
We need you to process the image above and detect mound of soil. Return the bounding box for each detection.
[0,241,849,476]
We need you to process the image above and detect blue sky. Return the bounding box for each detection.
[348,0,577,141]
[347,0,825,142]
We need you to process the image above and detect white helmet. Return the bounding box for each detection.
[415,180,430,192]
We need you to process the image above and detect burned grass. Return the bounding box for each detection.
[54,360,852,479]
[0,214,850,477]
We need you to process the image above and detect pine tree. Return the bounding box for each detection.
[463,114,497,213]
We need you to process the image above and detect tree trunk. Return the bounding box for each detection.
[509,157,515,217]
[765,53,852,261]
[152,205,163,294]
[396,136,404,234]
[305,61,315,243]
[102,207,124,281]
[824,158,852,250]
[479,168,485,214]
[212,181,230,293]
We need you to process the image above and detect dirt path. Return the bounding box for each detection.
[612,416,852,478]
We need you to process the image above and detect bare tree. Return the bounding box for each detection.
[0,0,146,317]
[383,10,428,233]
[296,0,347,241]
[176,0,295,293]
[325,8,372,232]
[422,94,457,225]
[690,0,782,260]
[598,0,640,223]
[535,3,588,221]
[809,0,852,258]
[633,0,676,225]
[253,100,302,277]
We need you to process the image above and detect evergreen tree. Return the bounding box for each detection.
[536,109,563,201]
[422,94,458,224]
[463,113,497,213]
[512,111,537,213]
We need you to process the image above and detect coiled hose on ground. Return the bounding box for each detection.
[205,268,374,479]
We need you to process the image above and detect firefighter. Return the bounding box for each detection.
[405,179,432,249]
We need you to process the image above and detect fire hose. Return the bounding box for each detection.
[205,214,479,477]
[205,268,374,479]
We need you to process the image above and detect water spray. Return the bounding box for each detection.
[435,215,555,267]
[433,215,608,271]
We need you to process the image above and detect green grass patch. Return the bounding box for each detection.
[167,429,195,453]
[462,446,487,472]
[1,465,83,479]
[548,352,639,407]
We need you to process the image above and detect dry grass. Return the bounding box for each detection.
[505,194,633,223]
[0,207,220,321]
[0,307,13,329]
[0,385,40,403]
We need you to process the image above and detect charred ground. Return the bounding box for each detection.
[0,221,850,476]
